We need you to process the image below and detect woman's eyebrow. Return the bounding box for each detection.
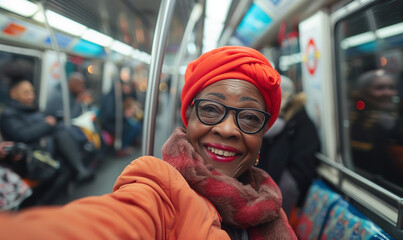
[205,93,259,103]
[240,96,258,103]
[205,92,225,99]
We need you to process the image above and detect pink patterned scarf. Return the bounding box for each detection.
[162,128,296,239]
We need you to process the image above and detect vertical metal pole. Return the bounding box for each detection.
[169,3,203,132]
[38,1,70,127]
[114,79,123,150]
[142,0,176,156]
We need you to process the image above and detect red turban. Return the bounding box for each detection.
[181,46,281,131]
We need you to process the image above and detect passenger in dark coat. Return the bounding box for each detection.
[1,81,56,149]
[259,76,320,216]
[0,79,94,184]
[45,72,101,162]
[0,80,72,205]
[45,72,92,119]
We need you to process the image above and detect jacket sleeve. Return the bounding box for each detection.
[0,156,173,240]
[1,109,54,143]
[44,94,63,117]
[0,156,229,240]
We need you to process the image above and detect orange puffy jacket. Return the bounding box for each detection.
[0,156,230,239]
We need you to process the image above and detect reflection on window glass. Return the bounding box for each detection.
[335,0,403,196]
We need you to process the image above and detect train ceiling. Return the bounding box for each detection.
[41,0,195,54]
[0,0,342,61]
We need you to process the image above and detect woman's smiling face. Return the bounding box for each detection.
[186,79,267,178]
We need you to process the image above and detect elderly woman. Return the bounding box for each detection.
[0,46,296,239]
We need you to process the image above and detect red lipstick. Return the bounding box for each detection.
[204,143,240,163]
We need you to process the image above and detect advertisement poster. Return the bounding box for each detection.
[38,50,66,109]
[299,11,334,156]
[0,15,49,44]
[232,0,301,46]
[234,3,272,45]
[259,0,299,19]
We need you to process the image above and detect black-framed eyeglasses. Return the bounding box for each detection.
[192,99,270,134]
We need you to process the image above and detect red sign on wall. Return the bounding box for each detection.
[3,22,26,36]
[305,38,319,75]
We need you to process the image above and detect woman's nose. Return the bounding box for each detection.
[211,112,241,139]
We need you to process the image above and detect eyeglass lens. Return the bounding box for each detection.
[196,99,266,133]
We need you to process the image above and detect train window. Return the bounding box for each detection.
[335,0,403,196]
[278,31,303,93]
[0,51,40,111]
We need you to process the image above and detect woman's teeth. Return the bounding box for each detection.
[207,146,236,157]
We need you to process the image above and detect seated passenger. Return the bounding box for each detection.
[0,79,94,185]
[259,75,320,217]
[0,46,296,239]
[46,72,92,118]
[100,81,143,156]
[45,72,101,165]
[121,97,142,148]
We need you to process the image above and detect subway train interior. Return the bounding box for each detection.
[0,0,402,238]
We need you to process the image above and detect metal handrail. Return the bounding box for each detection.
[169,3,203,133]
[142,0,176,156]
[316,152,403,229]
[38,1,70,127]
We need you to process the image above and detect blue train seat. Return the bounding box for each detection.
[296,179,342,239]
[320,199,393,240]
[296,179,394,239]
